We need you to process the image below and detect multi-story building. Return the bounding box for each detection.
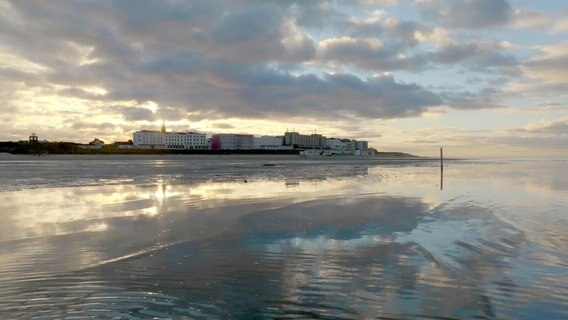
[283,131,326,148]
[326,138,353,151]
[211,134,254,150]
[133,122,207,149]
[131,124,371,153]
[254,136,292,150]
[354,140,368,152]
[326,138,370,155]
[164,132,208,149]
[133,130,165,149]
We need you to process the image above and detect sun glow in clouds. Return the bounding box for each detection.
[0,0,566,157]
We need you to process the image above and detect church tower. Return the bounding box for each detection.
[161,120,166,133]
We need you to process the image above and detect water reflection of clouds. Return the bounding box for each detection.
[0,160,567,319]
[78,195,520,318]
[0,174,377,241]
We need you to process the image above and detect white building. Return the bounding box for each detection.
[164,132,208,150]
[353,140,369,152]
[133,122,207,150]
[325,138,370,155]
[253,136,291,150]
[326,138,353,152]
[79,138,106,150]
[133,130,165,149]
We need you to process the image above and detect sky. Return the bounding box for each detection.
[0,0,566,157]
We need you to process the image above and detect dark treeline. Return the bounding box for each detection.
[0,141,417,157]
[0,142,301,155]
[0,142,80,154]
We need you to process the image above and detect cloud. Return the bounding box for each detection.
[0,0,566,157]
[417,0,513,29]
[441,88,505,110]
[120,107,156,121]
[523,43,568,83]
[519,118,568,135]
[353,0,401,6]
[317,36,426,71]
[0,0,453,123]
[504,42,568,100]
[491,135,568,151]
[512,9,550,30]
[71,121,118,131]
[211,123,235,129]
[512,8,568,33]
[537,102,568,112]
[225,70,444,119]
[434,41,518,67]
[317,36,518,74]
[317,8,518,73]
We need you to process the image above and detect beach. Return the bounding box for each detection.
[0,156,566,319]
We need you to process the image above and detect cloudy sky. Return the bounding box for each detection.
[0,0,566,157]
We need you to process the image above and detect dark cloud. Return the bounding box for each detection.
[435,41,518,67]
[418,0,513,29]
[230,71,443,118]
[441,88,505,110]
[0,0,557,141]
[318,37,427,71]
[0,0,457,121]
[317,36,518,73]
[120,107,155,121]
[212,123,235,129]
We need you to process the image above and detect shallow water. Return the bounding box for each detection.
[0,157,566,319]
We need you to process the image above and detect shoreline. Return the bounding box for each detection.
[0,152,458,161]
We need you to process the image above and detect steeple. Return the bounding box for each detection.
[161,120,166,133]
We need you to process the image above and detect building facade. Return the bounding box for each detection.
[284,131,326,148]
[133,130,207,150]
[326,138,353,151]
[354,140,369,152]
[133,130,166,149]
[164,132,207,149]
[253,136,291,150]
[211,134,254,150]
[325,138,370,155]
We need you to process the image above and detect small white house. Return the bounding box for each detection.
[79,138,105,149]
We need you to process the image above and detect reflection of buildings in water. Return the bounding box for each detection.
[350,166,369,176]
[284,180,300,189]
[146,165,372,194]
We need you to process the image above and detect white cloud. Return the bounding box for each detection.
[523,42,568,83]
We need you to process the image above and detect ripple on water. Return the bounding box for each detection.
[1,159,567,319]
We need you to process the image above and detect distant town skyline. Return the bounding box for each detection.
[0,0,566,157]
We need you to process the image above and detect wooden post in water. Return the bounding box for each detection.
[440,147,443,168]
[440,147,444,190]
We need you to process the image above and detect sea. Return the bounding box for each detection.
[0,155,566,319]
